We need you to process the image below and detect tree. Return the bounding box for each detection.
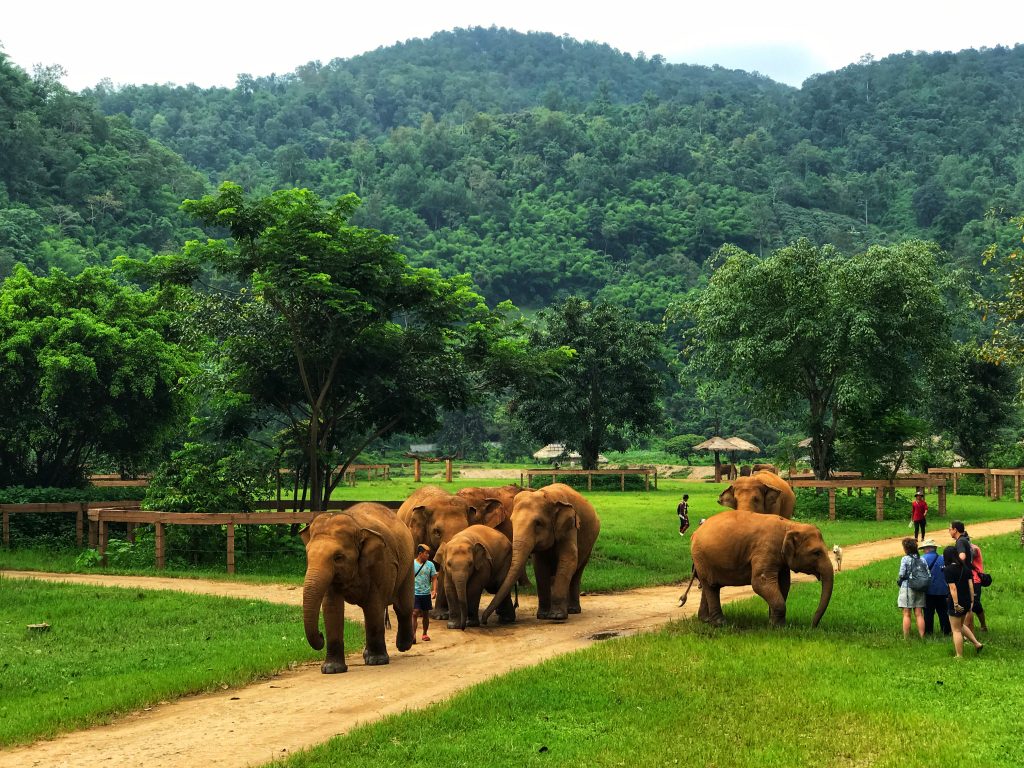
[509,297,666,470]
[663,434,707,465]
[0,265,192,486]
[685,239,952,478]
[178,183,523,510]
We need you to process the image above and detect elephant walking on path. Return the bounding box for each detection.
[441,525,517,629]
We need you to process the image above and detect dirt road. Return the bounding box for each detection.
[2,518,1018,768]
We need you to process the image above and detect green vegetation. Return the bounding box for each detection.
[0,578,339,747]
[277,533,1024,768]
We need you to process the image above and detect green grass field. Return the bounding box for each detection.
[2,480,1021,760]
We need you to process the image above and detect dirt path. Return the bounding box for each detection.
[2,518,1019,768]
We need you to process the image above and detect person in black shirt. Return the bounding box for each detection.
[677,494,690,537]
[943,545,983,657]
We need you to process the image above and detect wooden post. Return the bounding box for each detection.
[99,520,109,566]
[226,523,235,575]
[587,473,592,492]
[620,472,625,492]
[1016,474,1021,503]
[875,487,885,521]
[953,473,958,495]
[938,484,947,517]
[2,508,9,548]
[525,472,532,489]
[155,522,165,569]
[828,488,836,521]
[76,507,84,548]
[645,471,650,491]
[445,459,453,483]
[127,522,136,544]
[413,457,421,483]
[654,468,658,490]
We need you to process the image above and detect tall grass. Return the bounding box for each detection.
[278,533,1024,768]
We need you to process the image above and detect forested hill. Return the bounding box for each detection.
[5,29,1024,320]
[0,54,205,278]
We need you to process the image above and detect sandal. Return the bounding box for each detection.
[421,634,431,641]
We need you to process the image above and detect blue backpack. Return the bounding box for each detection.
[907,555,931,592]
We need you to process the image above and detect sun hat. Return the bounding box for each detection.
[416,544,431,554]
[920,539,938,549]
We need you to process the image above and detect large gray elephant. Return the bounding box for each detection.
[301,503,415,673]
[481,483,601,623]
[680,508,834,627]
[440,524,516,629]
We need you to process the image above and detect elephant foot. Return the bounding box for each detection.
[466,616,481,627]
[537,609,568,622]
[567,605,581,614]
[446,620,464,630]
[321,660,348,674]
[396,634,414,652]
[498,613,516,625]
[363,650,390,666]
[430,609,450,620]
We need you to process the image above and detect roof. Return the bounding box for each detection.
[693,436,735,451]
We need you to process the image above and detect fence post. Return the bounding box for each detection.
[413,458,421,482]
[76,504,85,548]
[155,522,165,569]
[445,459,453,483]
[875,487,885,521]
[99,519,109,565]
[828,488,836,521]
[621,472,625,492]
[1016,474,1022,503]
[226,523,235,575]
[953,473,958,495]
[938,484,947,517]
[2,508,8,548]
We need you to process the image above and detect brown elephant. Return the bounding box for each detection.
[440,525,516,629]
[680,509,833,627]
[481,483,601,623]
[456,484,524,540]
[752,463,778,474]
[718,471,796,518]
[301,503,415,674]
[397,485,502,619]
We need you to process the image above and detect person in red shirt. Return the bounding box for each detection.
[911,491,928,542]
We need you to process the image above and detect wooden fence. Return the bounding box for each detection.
[1,500,142,549]
[928,467,1024,501]
[519,468,658,491]
[87,501,404,573]
[788,477,947,521]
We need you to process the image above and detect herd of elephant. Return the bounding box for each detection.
[301,471,834,675]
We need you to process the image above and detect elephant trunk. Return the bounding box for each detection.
[811,560,834,628]
[302,566,333,650]
[482,537,531,621]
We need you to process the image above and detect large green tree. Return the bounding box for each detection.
[510,296,666,469]
[176,183,525,510]
[0,265,192,486]
[684,239,952,478]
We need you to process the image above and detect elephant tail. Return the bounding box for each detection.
[678,564,698,607]
[384,607,391,630]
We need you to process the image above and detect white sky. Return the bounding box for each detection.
[1,1,1020,91]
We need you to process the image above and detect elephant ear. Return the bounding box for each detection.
[718,486,737,508]
[782,529,801,566]
[409,505,430,534]
[762,486,782,513]
[478,498,507,529]
[298,524,312,546]
[553,500,580,534]
[472,541,491,571]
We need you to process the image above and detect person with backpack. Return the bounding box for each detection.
[896,538,928,639]
[919,539,951,637]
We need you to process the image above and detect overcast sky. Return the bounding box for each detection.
[2,1,1020,91]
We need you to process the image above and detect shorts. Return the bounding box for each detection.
[897,584,925,609]
[971,584,983,613]
[946,597,969,618]
[414,594,433,612]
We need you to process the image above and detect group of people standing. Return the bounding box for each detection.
[898,505,988,657]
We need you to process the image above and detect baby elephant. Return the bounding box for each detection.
[441,525,517,629]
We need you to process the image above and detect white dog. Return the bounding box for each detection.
[832,544,843,572]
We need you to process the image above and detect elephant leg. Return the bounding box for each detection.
[431,565,450,620]
[544,547,579,621]
[699,585,726,626]
[445,571,466,630]
[532,552,555,619]
[321,588,348,674]
[362,596,390,666]
[394,573,415,653]
[752,571,787,627]
[567,561,586,614]
[466,575,484,627]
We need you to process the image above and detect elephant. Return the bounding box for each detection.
[481,483,601,623]
[679,508,834,627]
[301,503,415,674]
[752,463,778,474]
[456,484,524,540]
[440,525,516,629]
[397,485,501,619]
[718,471,796,518]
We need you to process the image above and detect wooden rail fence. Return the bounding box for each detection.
[788,477,947,521]
[519,468,658,491]
[1,500,142,549]
[928,467,1024,501]
[87,501,403,573]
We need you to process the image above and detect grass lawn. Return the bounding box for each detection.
[0,578,347,747]
[276,533,1024,768]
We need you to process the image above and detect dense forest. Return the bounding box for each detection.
[2,27,1024,489]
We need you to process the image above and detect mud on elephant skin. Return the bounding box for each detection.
[680,508,833,628]
[440,525,517,629]
[301,503,415,674]
[718,471,796,518]
[481,483,601,624]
